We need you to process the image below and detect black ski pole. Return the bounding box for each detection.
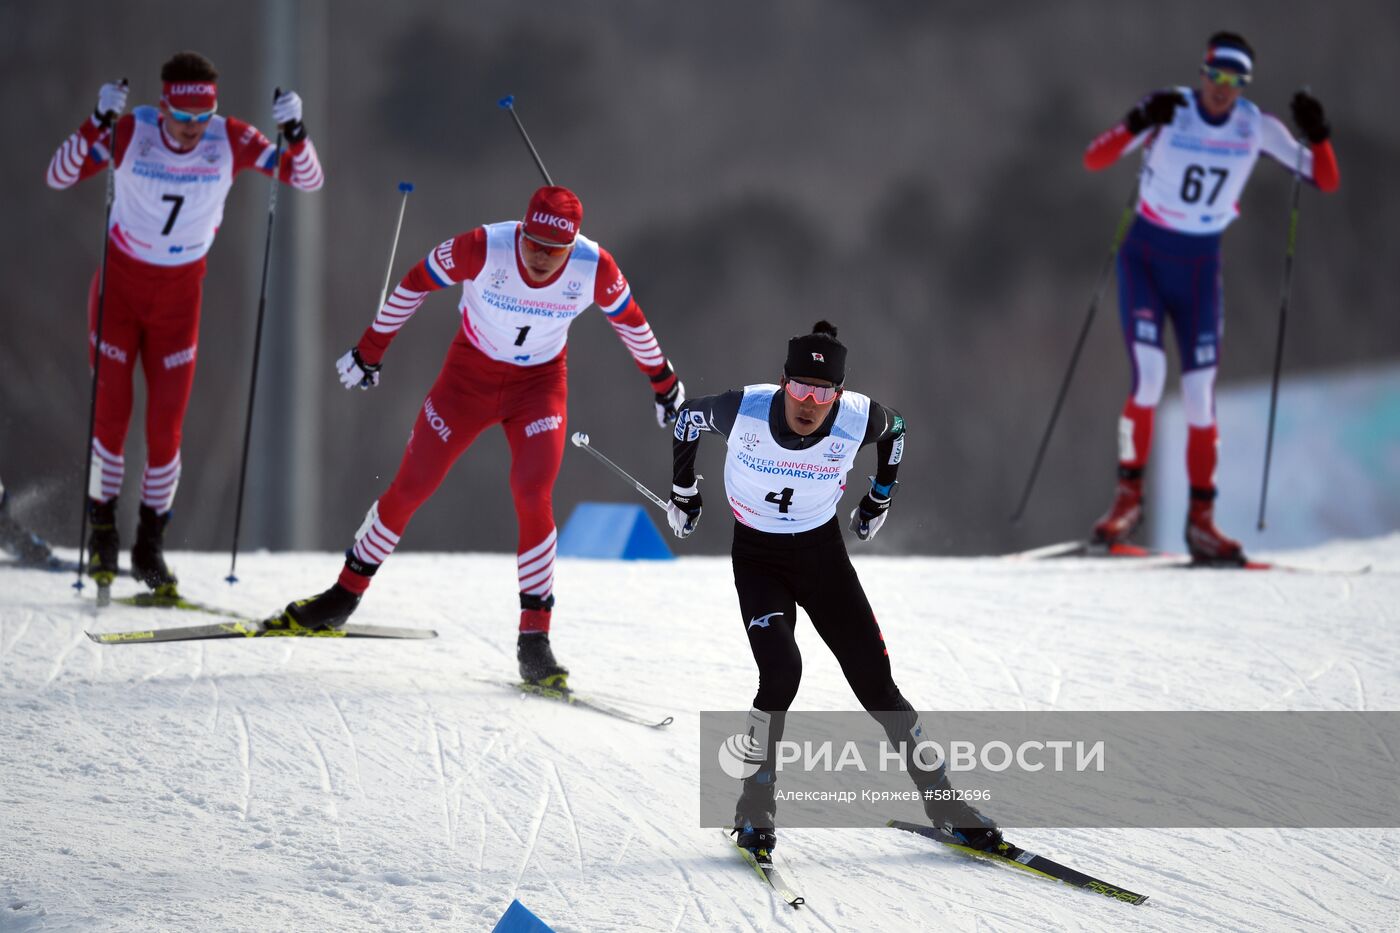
[1257,136,1308,531]
[74,78,127,598]
[226,90,285,584]
[498,95,554,185]
[570,432,668,512]
[1010,184,1138,524]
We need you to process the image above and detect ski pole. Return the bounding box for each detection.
[1257,130,1308,531]
[498,95,554,186]
[570,432,668,512]
[226,89,285,584]
[74,78,127,596]
[1010,182,1139,524]
[374,181,415,313]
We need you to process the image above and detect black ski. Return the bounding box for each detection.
[1009,539,1369,575]
[87,620,437,644]
[724,829,804,908]
[888,819,1148,906]
[469,676,673,728]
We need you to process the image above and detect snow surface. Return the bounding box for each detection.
[2,538,1399,932]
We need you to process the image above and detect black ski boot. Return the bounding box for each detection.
[0,491,54,567]
[131,504,179,597]
[518,593,568,686]
[87,498,119,586]
[517,632,569,687]
[268,583,361,631]
[734,773,778,859]
[922,771,1004,852]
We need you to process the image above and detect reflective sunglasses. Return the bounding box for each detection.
[1201,65,1250,88]
[783,377,842,404]
[520,229,573,256]
[166,104,218,124]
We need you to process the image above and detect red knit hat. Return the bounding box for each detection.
[523,186,582,245]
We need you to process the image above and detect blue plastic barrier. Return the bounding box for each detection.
[492,899,555,933]
[557,502,674,560]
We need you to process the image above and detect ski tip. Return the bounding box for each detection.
[84,631,103,643]
[570,431,589,447]
[498,94,515,109]
[398,180,414,193]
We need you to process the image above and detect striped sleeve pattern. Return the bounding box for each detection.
[608,314,666,370]
[284,139,324,191]
[370,284,429,337]
[46,116,107,189]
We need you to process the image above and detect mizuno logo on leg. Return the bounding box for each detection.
[748,612,782,630]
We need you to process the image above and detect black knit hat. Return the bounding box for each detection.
[784,320,846,384]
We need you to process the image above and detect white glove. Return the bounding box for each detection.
[272,89,303,126]
[96,81,128,121]
[848,484,894,541]
[336,348,380,390]
[667,483,702,538]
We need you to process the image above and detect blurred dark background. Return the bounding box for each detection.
[2,0,1396,560]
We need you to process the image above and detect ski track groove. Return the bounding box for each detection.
[548,760,585,872]
[323,688,365,797]
[206,675,222,731]
[234,706,251,821]
[416,684,454,850]
[1342,658,1367,711]
[2,610,32,660]
[40,628,85,692]
[300,723,342,849]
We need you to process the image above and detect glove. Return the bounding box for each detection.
[1291,91,1330,144]
[667,484,702,538]
[273,89,307,143]
[848,480,896,542]
[1124,91,1186,135]
[336,348,381,390]
[655,380,685,428]
[95,80,128,125]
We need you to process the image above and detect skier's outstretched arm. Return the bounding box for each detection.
[335,229,487,389]
[849,401,906,541]
[595,248,685,427]
[667,390,742,538]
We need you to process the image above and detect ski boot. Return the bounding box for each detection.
[733,770,778,858]
[0,491,54,567]
[131,504,179,599]
[267,583,361,631]
[518,593,568,687]
[1185,487,1244,566]
[732,823,777,862]
[517,633,568,687]
[87,498,120,598]
[922,771,1004,852]
[1091,466,1144,547]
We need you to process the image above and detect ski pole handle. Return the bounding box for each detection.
[571,432,668,512]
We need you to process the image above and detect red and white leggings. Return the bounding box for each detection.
[339,332,567,632]
[87,248,204,514]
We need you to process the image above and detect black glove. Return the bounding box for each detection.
[651,360,685,428]
[667,484,702,538]
[1291,91,1330,144]
[848,481,896,542]
[1125,91,1186,135]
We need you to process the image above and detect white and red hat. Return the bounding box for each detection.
[162,81,217,112]
[523,186,582,245]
